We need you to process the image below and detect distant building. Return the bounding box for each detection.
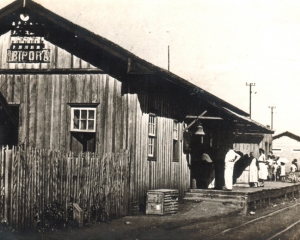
[272,131,300,172]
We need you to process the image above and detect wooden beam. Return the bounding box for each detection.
[0,92,17,127]
[186,116,223,120]
[183,110,207,132]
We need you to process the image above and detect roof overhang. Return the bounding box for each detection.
[223,107,273,134]
[185,107,273,135]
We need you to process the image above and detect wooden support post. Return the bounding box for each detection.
[259,199,262,208]
[241,201,248,215]
[191,179,197,189]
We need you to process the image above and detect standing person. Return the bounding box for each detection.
[292,159,298,171]
[199,153,215,189]
[290,159,298,183]
[258,148,268,187]
[274,156,281,181]
[249,152,259,187]
[280,162,286,182]
[223,147,241,191]
[266,155,274,181]
[273,160,279,181]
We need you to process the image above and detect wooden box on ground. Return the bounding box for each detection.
[73,203,83,228]
[146,189,179,215]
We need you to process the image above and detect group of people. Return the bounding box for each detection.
[248,150,299,187]
[223,147,299,191]
[248,149,268,187]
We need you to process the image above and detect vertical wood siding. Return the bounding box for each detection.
[0,31,190,205]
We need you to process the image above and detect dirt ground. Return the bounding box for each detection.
[0,200,244,240]
[1,181,299,240]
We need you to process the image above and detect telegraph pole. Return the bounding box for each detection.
[269,106,276,130]
[246,83,255,118]
[168,45,170,71]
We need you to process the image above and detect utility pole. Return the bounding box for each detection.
[168,45,170,71]
[166,31,170,71]
[269,106,276,130]
[246,83,255,118]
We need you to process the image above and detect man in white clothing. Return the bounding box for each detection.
[223,147,241,191]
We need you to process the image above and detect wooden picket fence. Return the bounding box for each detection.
[0,146,131,230]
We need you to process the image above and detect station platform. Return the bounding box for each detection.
[183,181,300,214]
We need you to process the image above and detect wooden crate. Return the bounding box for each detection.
[146,189,179,215]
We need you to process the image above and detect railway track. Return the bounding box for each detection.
[205,202,300,240]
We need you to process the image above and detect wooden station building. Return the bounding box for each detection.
[0,0,273,208]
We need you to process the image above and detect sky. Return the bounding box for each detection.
[1,0,300,135]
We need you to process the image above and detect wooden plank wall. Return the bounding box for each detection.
[0,146,131,230]
[0,74,191,203]
[0,31,191,204]
[0,74,105,150]
[233,143,259,158]
[234,133,273,159]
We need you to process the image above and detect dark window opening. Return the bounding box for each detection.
[0,105,19,148]
[173,120,179,162]
[173,140,180,162]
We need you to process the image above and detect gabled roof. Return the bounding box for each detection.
[0,0,250,116]
[0,1,273,134]
[273,131,300,142]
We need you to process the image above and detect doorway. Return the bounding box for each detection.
[0,105,19,148]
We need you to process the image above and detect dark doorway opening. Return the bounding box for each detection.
[0,105,19,148]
